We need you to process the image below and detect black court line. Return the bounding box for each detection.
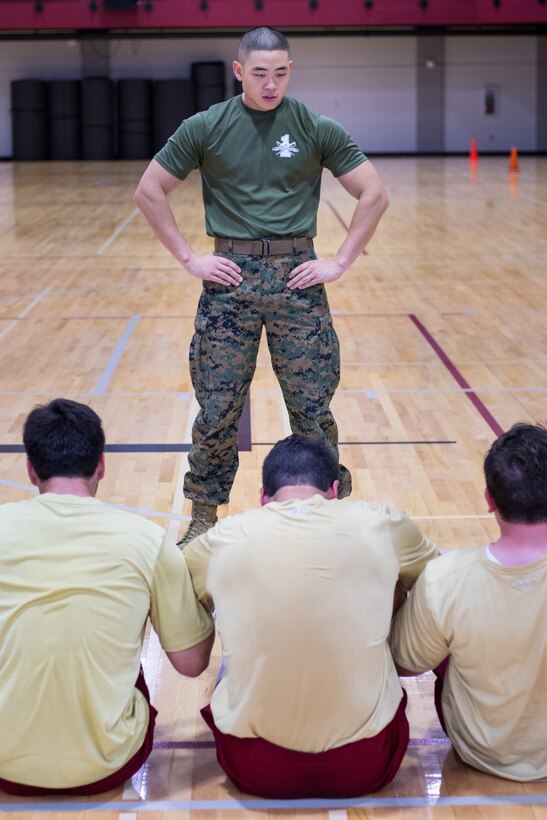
[0,444,193,454]
[0,397,253,455]
[253,440,456,446]
[0,440,456,454]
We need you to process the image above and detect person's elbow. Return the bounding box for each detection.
[375,186,390,214]
[133,180,149,212]
[361,183,389,218]
[133,169,161,212]
[166,630,215,678]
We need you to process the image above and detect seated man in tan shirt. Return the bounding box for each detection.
[390,422,547,782]
[0,398,214,796]
[184,434,437,797]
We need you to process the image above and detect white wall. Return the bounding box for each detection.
[288,37,417,153]
[444,36,537,152]
[108,35,416,152]
[0,33,541,157]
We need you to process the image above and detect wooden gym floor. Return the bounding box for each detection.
[0,155,546,818]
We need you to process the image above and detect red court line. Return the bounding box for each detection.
[325,200,368,255]
[409,314,504,437]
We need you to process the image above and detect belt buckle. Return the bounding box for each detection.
[261,238,271,256]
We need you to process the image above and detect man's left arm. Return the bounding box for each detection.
[287,160,389,290]
[183,530,216,612]
[389,568,449,677]
[150,535,215,676]
[388,506,439,590]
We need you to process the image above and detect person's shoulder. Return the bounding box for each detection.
[170,98,237,137]
[291,99,348,136]
[339,498,408,523]
[0,497,36,519]
[211,505,264,538]
[284,96,322,125]
[423,546,485,583]
[199,96,240,124]
[97,500,166,538]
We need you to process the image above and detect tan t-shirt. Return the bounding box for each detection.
[0,493,214,788]
[390,547,547,782]
[185,495,437,752]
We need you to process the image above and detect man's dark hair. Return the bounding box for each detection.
[238,27,290,63]
[262,434,339,497]
[484,422,547,524]
[23,398,105,481]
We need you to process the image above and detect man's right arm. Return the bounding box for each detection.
[133,159,242,286]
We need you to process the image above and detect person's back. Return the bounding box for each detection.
[390,422,547,782]
[0,399,213,794]
[0,496,173,787]
[185,434,438,796]
[204,496,416,750]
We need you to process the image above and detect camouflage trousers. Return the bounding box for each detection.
[183,248,352,505]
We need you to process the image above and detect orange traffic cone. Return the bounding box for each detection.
[509,146,519,172]
[469,138,479,162]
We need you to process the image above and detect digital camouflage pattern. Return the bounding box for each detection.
[183,248,352,505]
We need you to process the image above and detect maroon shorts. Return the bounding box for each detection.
[0,669,158,796]
[201,690,409,798]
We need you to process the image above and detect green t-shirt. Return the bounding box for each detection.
[154,95,366,240]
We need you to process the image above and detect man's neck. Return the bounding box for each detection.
[489,521,547,566]
[270,485,328,503]
[38,477,96,498]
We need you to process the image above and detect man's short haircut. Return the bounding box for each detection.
[262,434,339,497]
[237,27,290,63]
[484,422,547,524]
[23,398,105,482]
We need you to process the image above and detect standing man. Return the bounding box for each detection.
[0,399,214,795]
[183,434,438,798]
[390,423,547,782]
[134,27,389,545]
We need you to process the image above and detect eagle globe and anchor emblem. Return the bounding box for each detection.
[272,134,299,158]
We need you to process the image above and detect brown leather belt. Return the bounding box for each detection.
[214,237,313,257]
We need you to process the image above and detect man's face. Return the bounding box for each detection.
[233,49,292,112]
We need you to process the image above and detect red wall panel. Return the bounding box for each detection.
[0,0,546,32]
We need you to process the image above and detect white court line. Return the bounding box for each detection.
[17,286,52,318]
[329,811,348,820]
[0,479,191,521]
[123,396,197,800]
[338,386,547,395]
[0,286,52,342]
[0,390,192,398]
[97,209,139,255]
[118,813,137,820]
[0,480,492,523]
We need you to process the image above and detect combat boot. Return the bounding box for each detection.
[177,502,218,548]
